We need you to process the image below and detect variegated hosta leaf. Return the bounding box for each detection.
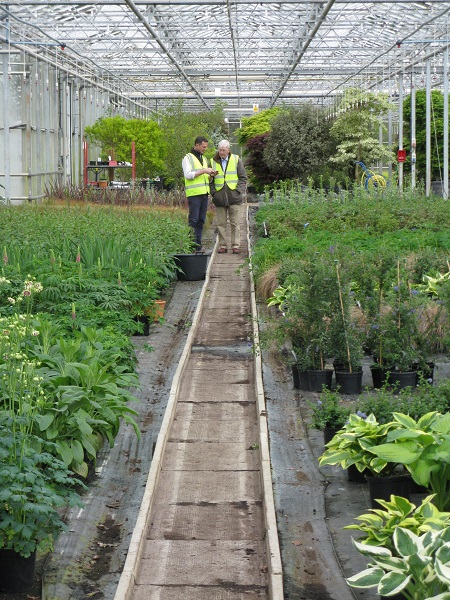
[424,594,450,600]
[377,571,410,596]
[347,567,384,588]
[353,538,392,557]
[435,542,450,584]
[393,526,421,556]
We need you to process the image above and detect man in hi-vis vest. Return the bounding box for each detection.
[182,136,216,251]
[210,140,247,254]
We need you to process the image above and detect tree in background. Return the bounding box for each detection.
[235,108,283,192]
[158,100,226,187]
[264,105,336,185]
[330,88,394,181]
[235,108,282,146]
[84,115,166,180]
[403,89,447,181]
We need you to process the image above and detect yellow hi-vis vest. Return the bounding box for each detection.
[211,154,239,191]
[184,153,210,197]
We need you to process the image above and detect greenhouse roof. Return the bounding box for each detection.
[2,0,450,117]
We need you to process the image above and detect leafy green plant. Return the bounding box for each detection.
[344,494,450,550]
[308,387,351,430]
[318,413,401,476]
[0,417,84,557]
[368,412,450,511]
[347,524,450,599]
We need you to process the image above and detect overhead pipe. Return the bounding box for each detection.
[122,0,210,109]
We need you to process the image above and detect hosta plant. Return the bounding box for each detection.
[344,494,450,550]
[318,413,401,476]
[368,411,450,511]
[347,525,450,599]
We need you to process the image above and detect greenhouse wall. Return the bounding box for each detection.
[1,51,120,204]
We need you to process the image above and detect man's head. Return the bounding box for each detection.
[218,140,231,159]
[194,136,208,154]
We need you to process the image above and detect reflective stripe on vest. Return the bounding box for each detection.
[211,154,239,190]
[184,153,210,197]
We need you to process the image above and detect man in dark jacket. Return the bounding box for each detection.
[210,140,247,254]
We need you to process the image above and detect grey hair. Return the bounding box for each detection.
[218,140,231,149]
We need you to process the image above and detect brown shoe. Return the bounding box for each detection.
[232,248,240,254]
[218,247,227,254]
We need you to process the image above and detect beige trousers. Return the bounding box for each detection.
[216,204,242,249]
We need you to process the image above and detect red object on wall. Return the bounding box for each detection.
[397,149,406,162]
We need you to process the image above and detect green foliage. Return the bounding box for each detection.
[263,105,336,182]
[404,90,449,180]
[369,411,450,511]
[344,494,450,550]
[347,524,450,599]
[84,115,167,179]
[318,413,401,476]
[308,388,351,430]
[330,88,395,174]
[235,107,282,146]
[0,417,84,557]
[158,99,226,187]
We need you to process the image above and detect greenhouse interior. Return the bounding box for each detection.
[2,0,450,599]
[1,0,450,201]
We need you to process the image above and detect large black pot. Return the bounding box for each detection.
[323,426,341,445]
[0,549,36,592]
[388,370,417,393]
[335,367,363,395]
[307,369,333,392]
[292,364,309,391]
[347,463,369,483]
[174,252,210,281]
[370,364,390,389]
[366,474,411,509]
[133,315,150,336]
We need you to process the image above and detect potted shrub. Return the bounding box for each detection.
[330,262,364,395]
[378,265,420,392]
[0,417,84,591]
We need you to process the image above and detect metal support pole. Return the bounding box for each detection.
[426,59,431,197]
[398,71,404,191]
[2,54,11,203]
[388,109,393,181]
[444,49,449,199]
[410,77,416,190]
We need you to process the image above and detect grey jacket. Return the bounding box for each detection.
[210,152,248,207]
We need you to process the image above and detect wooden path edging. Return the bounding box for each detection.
[246,207,284,599]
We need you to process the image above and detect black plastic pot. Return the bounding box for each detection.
[413,361,435,385]
[388,370,417,393]
[292,365,309,391]
[370,364,390,389]
[0,549,36,592]
[307,369,333,392]
[133,315,150,336]
[335,368,363,394]
[323,426,341,445]
[174,252,210,281]
[347,463,369,483]
[366,474,411,509]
